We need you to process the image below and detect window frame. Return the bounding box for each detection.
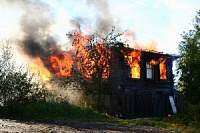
[146,62,154,79]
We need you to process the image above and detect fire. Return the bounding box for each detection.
[71,32,111,79]
[47,51,73,77]
[149,57,167,79]
[30,57,51,82]
[150,59,158,65]
[127,50,141,78]
[160,58,167,79]
[141,41,158,51]
[28,31,111,80]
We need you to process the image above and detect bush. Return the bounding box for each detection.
[0,40,47,108]
[0,70,47,107]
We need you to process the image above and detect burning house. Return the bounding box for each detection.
[106,48,178,118]
[1,0,180,118]
[27,33,178,118]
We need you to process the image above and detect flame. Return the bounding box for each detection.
[47,50,73,77]
[127,50,141,78]
[72,32,111,79]
[149,58,167,79]
[30,57,51,82]
[129,41,158,52]
[29,31,111,80]
[160,58,167,79]
[141,41,158,51]
[150,59,158,65]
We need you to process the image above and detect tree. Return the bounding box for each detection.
[0,39,47,107]
[178,10,200,104]
[67,27,126,111]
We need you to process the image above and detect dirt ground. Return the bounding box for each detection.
[0,118,176,133]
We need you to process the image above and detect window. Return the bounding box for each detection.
[160,61,167,79]
[146,62,153,79]
[126,50,141,79]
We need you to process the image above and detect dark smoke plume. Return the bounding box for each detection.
[5,0,57,60]
[2,0,121,60]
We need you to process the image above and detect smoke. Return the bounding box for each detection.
[0,0,125,104]
[86,0,116,34]
[3,0,57,60]
[70,19,81,30]
[46,81,85,106]
[2,0,122,59]
[0,0,83,104]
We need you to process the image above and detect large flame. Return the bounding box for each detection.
[124,42,158,79]
[127,50,141,78]
[47,50,73,77]
[29,32,111,80]
[28,31,166,81]
[72,32,111,79]
[30,57,51,82]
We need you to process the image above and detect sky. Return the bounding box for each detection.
[0,0,200,54]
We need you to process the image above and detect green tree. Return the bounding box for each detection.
[178,10,200,104]
[0,39,47,108]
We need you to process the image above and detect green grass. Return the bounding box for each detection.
[0,101,110,121]
[116,116,200,132]
[1,101,200,132]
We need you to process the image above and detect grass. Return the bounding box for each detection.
[116,116,200,132]
[0,101,110,121]
[0,101,200,132]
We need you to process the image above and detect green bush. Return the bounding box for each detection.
[0,40,47,108]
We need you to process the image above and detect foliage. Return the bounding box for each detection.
[0,40,47,108]
[178,10,200,104]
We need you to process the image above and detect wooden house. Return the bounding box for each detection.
[106,48,178,118]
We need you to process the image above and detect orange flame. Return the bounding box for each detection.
[72,32,111,79]
[141,41,158,51]
[30,57,51,82]
[150,59,158,65]
[127,50,141,78]
[149,58,167,79]
[160,58,167,79]
[47,51,73,77]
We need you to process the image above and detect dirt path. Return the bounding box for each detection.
[0,119,175,133]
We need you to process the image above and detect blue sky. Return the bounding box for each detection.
[0,0,200,54]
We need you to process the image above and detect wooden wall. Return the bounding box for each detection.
[105,50,176,118]
[120,91,172,117]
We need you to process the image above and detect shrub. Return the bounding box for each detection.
[0,40,47,108]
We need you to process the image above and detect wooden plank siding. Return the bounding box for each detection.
[104,49,177,118]
[120,91,172,118]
